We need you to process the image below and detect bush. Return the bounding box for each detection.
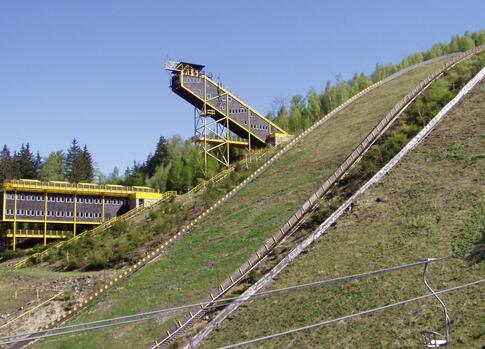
[86,250,109,270]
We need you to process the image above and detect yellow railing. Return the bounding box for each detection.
[2,229,67,238]
[0,291,63,331]
[2,179,158,195]
[188,149,269,195]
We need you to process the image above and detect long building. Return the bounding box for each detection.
[0,179,164,250]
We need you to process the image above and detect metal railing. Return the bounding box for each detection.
[149,46,485,348]
[3,179,158,194]
[0,291,64,332]
[2,229,68,238]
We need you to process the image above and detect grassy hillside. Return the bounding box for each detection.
[32,59,448,349]
[200,81,485,348]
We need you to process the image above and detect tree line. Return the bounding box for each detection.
[268,31,485,134]
[0,139,94,183]
[112,136,220,193]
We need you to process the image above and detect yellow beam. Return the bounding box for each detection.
[13,191,17,251]
[102,194,105,223]
[1,229,67,239]
[193,137,249,147]
[2,188,5,221]
[73,194,77,237]
[2,218,102,225]
[44,192,48,246]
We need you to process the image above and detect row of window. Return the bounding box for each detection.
[184,77,202,83]
[240,120,269,130]
[5,209,102,219]
[229,108,247,114]
[5,194,126,205]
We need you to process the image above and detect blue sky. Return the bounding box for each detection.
[1,1,484,175]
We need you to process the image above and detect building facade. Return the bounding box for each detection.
[0,179,164,250]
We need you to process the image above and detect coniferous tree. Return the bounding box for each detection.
[0,145,14,183]
[146,136,169,177]
[65,139,82,181]
[80,145,94,182]
[65,139,94,183]
[14,143,38,179]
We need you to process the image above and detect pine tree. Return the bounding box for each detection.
[146,136,169,177]
[65,140,94,183]
[80,145,94,182]
[65,139,82,181]
[14,143,38,179]
[0,145,13,183]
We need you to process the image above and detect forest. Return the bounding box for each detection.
[1,31,484,194]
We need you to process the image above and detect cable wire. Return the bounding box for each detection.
[0,257,452,345]
[218,279,485,349]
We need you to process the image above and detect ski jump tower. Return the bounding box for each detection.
[165,61,290,169]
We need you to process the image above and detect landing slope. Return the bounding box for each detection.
[34,60,447,349]
[201,81,485,348]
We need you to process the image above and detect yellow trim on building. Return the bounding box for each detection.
[1,179,164,200]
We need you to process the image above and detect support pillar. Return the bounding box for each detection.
[73,194,77,236]
[13,191,17,251]
[44,192,48,246]
[102,195,105,223]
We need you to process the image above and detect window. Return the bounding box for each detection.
[6,193,14,200]
[17,210,24,215]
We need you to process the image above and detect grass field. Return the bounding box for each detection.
[199,81,485,348]
[32,60,447,349]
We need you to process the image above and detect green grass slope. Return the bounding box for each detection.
[201,81,485,348]
[34,60,447,349]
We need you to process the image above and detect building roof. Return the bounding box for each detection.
[165,60,205,72]
[1,179,163,200]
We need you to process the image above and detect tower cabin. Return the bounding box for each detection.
[165,61,291,167]
[0,179,164,250]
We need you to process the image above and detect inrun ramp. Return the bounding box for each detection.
[165,61,289,167]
